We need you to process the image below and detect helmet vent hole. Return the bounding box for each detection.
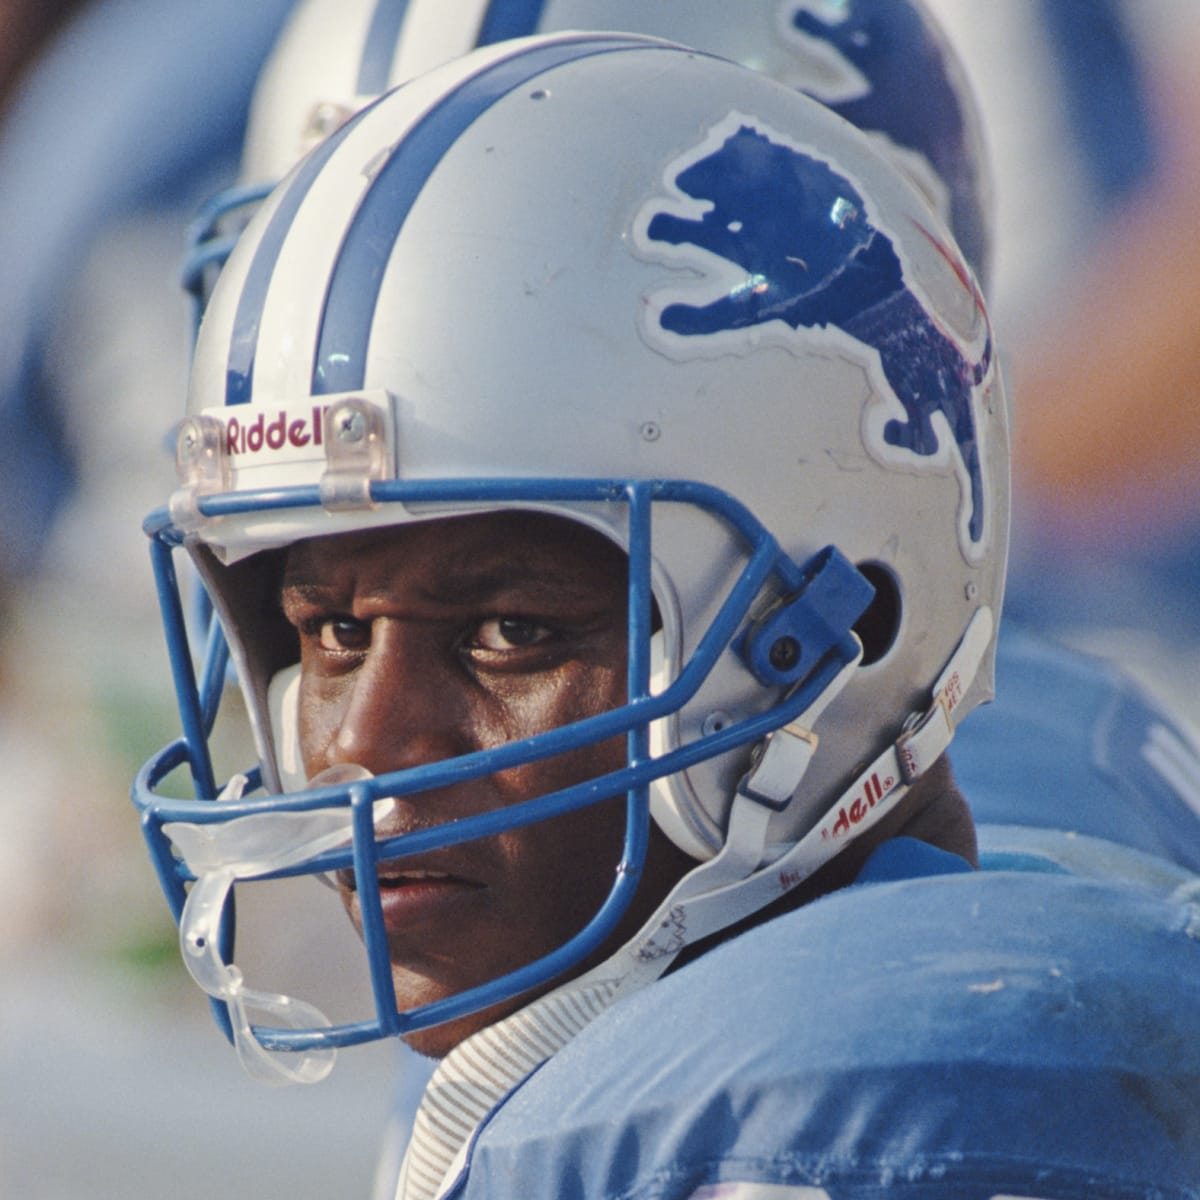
[702,711,732,736]
[852,562,901,668]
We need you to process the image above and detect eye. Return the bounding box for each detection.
[472,616,553,651]
[316,616,371,652]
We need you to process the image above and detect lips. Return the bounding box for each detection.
[338,859,486,937]
[378,867,456,886]
[338,862,479,892]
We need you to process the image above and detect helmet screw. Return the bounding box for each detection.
[768,636,801,673]
[177,421,200,460]
[305,101,352,140]
[333,406,367,443]
[639,421,661,442]
[965,581,978,601]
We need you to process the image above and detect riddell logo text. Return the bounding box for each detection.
[225,407,327,457]
[822,771,895,840]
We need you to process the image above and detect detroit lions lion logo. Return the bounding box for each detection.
[633,115,992,556]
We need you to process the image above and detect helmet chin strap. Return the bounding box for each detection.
[566,603,995,1000]
[177,865,336,1086]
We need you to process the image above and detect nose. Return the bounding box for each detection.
[312,619,469,782]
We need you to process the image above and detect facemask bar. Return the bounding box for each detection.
[134,476,872,1068]
[180,181,274,336]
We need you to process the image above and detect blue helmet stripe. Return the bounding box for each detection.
[476,0,548,44]
[224,102,378,407]
[312,35,653,396]
[357,0,412,95]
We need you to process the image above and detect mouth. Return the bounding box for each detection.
[338,862,486,935]
[338,863,481,890]
[380,866,451,886]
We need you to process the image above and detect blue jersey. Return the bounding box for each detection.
[381,624,1200,1199]
[955,622,1200,871]
[425,835,1200,1199]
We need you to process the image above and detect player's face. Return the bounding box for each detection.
[280,511,690,1055]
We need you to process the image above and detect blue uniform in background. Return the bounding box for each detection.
[958,621,1200,871]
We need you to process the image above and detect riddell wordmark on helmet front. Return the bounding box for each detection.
[635,114,991,558]
[222,405,327,457]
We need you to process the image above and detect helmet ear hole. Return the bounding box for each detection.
[853,562,902,667]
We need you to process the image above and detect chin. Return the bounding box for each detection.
[391,961,563,1058]
[397,994,531,1059]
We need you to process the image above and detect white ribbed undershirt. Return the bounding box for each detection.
[395,979,622,1200]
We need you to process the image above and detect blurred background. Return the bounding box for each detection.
[927,0,1200,718]
[2,1,1199,1196]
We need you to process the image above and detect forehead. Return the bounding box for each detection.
[281,511,628,594]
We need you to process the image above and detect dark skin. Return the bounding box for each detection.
[280,511,975,1057]
[281,512,695,1057]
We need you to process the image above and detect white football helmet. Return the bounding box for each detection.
[183,0,992,317]
[139,33,1008,1082]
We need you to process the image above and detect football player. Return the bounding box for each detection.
[135,34,1200,1199]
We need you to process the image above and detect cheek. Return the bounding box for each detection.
[295,674,350,775]
[494,658,626,741]
[488,666,631,907]
[488,662,628,792]
[499,794,630,943]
